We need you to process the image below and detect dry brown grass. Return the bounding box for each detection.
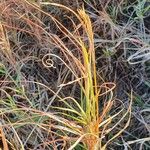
[0,0,149,149]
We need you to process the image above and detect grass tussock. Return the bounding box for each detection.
[0,0,149,149]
